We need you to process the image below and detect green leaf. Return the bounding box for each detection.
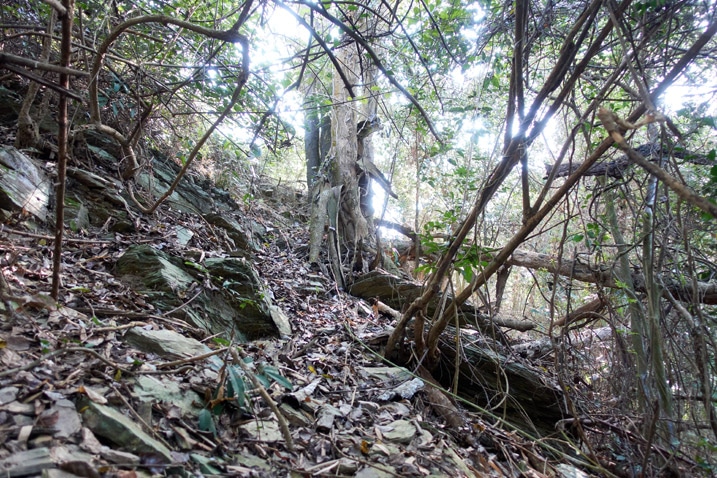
[701,116,716,128]
[710,165,717,181]
[213,337,230,347]
[262,365,293,390]
[184,261,208,273]
[227,365,247,408]
[254,373,271,389]
[198,409,216,435]
[69,286,91,293]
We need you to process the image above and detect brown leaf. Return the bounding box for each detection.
[36,409,59,428]
[78,385,108,404]
[59,461,101,478]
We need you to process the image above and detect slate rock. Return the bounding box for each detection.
[38,399,82,438]
[116,245,280,340]
[204,213,258,253]
[100,448,140,465]
[269,305,292,337]
[133,374,203,417]
[316,404,343,433]
[355,466,396,478]
[79,400,172,463]
[377,419,417,444]
[124,327,222,368]
[0,147,51,221]
[42,470,83,478]
[239,420,284,442]
[0,447,53,477]
[0,386,18,405]
[556,464,590,478]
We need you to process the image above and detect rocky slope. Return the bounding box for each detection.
[0,87,591,477]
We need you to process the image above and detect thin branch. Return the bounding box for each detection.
[130,35,251,214]
[385,0,610,358]
[2,64,82,101]
[0,347,135,379]
[274,0,356,99]
[422,28,717,355]
[417,0,460,65]
[230,348,295,452]
[39,0,66,16]
[51,0,74,299]
[298,0,442,142]
[598,107,717,218]
[88,14,247,123]
[0,51,88,77]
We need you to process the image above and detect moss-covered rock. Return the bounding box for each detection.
[115,244,282,340]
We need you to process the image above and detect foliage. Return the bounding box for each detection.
[199,351,292,434]
[3,0,717,473]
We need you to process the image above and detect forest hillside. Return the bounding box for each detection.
[1,85,576,477]
[1,0,717,476]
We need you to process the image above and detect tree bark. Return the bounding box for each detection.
[52,0,74,299]
[330,42,367,251]
[507,249,717,305]
[544,142,716,179]
[304,103,320,189]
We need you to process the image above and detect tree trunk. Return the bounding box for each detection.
[304,98,331,189]
[304,102,320,189]
[306,29,369,281]
[15,9,55,151]
[330,43,367,253]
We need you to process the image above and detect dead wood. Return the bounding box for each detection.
[436,327,571,435]
[511,326,615,360]
[553,296,607,327]
[509,249,717,305]
[349,271,535,340]
[416,365,465,430]
[545,142,715,179]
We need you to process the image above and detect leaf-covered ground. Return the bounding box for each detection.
[0,165,585,477]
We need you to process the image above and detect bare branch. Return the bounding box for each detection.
[597,107,717,218]
[39,0,66,15]
[297,0,443,142]
[0,51,88,77]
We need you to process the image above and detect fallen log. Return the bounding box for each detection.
[437,330,572,436]
[545,142,715,179]
[349,270,535,339]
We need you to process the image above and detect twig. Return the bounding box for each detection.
[0,51,85,76]
[0,346,134,378]
[0,226,115,244]
[230,347,295,451]
[75,307,199,331]
[597,107,717,218]
[161,288,203,317]
[91,321,148,333]
[138,365,195,375]
[156,347,229,369]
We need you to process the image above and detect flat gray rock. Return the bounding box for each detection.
[79,400,173,463]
